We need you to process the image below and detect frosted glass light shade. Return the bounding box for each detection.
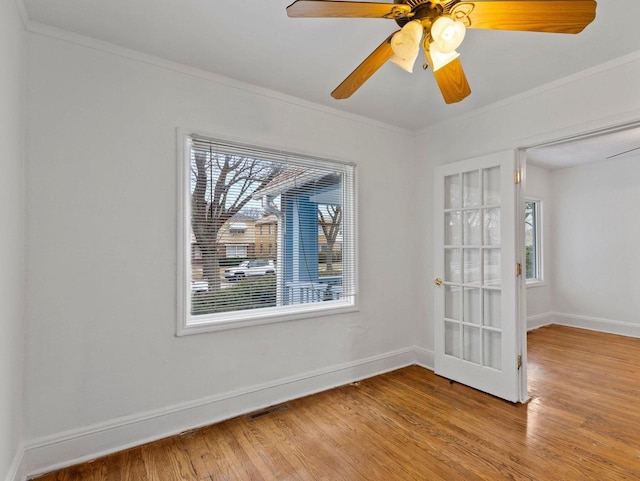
[429,42,460,71]
[390,20,423,73]
[431,16,466,53]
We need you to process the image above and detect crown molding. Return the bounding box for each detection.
[13,0,29,30]
[25,20,414,139]
[417,48,640,135]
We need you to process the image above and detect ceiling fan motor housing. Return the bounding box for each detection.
[393,0,453,27]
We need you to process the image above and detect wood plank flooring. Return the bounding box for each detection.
[34,325,640,480]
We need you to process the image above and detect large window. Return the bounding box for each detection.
[178,134,357,334]
[525,200,542,283]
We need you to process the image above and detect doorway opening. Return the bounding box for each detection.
[521,120,640,397]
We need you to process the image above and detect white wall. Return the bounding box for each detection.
[550,154,640,335]
[23,31,418,472]
[524,164,552,326]
[414,51,640,351]
[0,0,26,480]
[20,18,640,478]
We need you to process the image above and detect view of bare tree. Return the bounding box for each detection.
[191,151,281,291]
[318,205,342,271]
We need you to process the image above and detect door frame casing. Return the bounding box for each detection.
[516,148,528,402]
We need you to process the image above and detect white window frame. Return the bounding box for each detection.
[177,131,358,336]
[525,199,543,286]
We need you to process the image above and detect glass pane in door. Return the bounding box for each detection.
[463,249,481,285]
[483,330,502,369]
[445,322,461,357]
[484,248,501,286]
[483,166,501,205]
[463,170,480,207]
[445,286,460,321]
[445,212,462,245]
[463,326,481,364]
[483,289,502,328]
[463,287,481,325]
[445,174,461,209]
[484,208,501,246]
[464,210,481,246]
[445,248,461,283]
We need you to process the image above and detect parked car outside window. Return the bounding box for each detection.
[224,260,275,281]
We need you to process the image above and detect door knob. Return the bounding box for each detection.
[434,278,443,286]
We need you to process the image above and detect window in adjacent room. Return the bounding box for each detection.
[178,134,357,335]
[525,200,542,283]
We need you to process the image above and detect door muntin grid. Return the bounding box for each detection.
[443,166,502,370]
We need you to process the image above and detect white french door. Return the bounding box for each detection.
[433,150,524,402]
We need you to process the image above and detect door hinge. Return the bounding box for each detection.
[516,263,522,276]
[514,170,522,184]
[517,355,523,370]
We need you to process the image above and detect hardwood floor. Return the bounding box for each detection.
[35,325,640,480]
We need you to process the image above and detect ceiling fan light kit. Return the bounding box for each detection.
[286,0,597,104]
[430,15,466,53]
[390,20,423,72]
[427,41,461,71]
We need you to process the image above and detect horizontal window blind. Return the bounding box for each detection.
[185,135,356,326]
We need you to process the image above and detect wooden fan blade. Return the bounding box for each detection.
[331,33,396,99]
[427,55,471,104]
[287,1,412,19]
[450,1,596,34]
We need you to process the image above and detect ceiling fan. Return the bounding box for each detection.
[286,0,597,104]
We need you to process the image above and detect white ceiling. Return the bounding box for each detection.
[22,0,640,132]
[527,125,640,170]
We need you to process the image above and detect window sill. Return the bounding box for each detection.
[177,300,358,336]
[526,280,546,289]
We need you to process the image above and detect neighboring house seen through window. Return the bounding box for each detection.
[178,134,357,334]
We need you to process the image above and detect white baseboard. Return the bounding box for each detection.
[552,312,640,338]
[4,445,25,481]
[22,313,639,478]
[413,346,434,370]
[527,312,553,331]
[527,311,640,338]
[24,347,417,478]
